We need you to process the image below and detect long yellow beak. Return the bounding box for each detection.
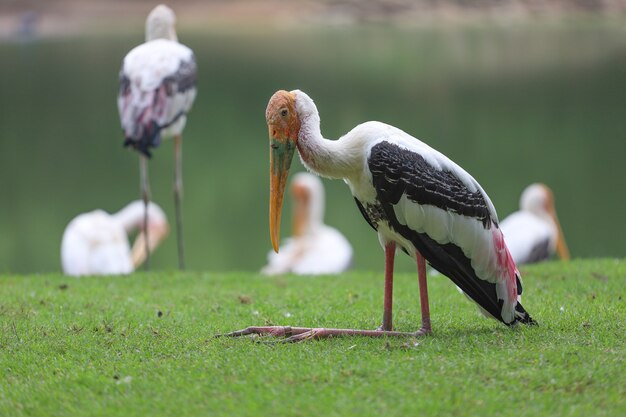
[291,184,309,238]
[131,222,169,268]
[551,210,570,260]
[269,131,296,253]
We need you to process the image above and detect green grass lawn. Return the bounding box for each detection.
[1,260,624,416]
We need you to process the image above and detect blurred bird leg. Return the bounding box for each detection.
[139,154,152,270]
[174,134,185,269]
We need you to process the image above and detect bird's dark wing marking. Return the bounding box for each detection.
[354,198,379,232]
[523,238,551,264]
[163,55,197,96]
[119,72,130,97]
[151,56,197,135]
[409,226,505,323]
[367,141,533,324]
[369,141,495,228]
[387,209,533,325]
[118,55,197,158]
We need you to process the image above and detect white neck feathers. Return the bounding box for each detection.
[112,201,167,233]
[145,5,178,42]
[293,90,359,179]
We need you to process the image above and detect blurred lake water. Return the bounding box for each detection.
[1,21,625,273]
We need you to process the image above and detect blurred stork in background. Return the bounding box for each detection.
[61,201,169,276]
[501,183,570,265]
[117,4,197,270]
[261,172,352,275]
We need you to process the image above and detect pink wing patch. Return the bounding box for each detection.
[120,82,171,140]
[492,227,520,303]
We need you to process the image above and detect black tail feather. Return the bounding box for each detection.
[399,226,536,326]
[123,121,162,158]
[123,138,152,158]
[410,231,508,323]
[357,196,537,327]
[514,302,537,326]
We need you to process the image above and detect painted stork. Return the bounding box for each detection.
[117,4,197,269]
[61,201,169,276]
[501,183,570,265]
[220,89,535,341]
[261,172,353,275]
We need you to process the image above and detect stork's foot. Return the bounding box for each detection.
[216,325,423,342]
[281,328,421,342]
[215,326,313,338]
[415,318,433,336]
[415,320,433,337]
[415,326,433,337]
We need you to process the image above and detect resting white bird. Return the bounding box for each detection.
[261,172,352,275]
[118,4,197,269]
[501,183,570,265]
[61,201,169,276]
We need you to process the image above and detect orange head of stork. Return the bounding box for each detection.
[266,90,302,252]
[521,183,570,260]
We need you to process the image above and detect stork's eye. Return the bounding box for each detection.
[280,108,289,117]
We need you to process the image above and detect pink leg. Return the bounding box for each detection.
[139,155,151,270]
[381,242,396,331]
[215,245,434,342]
[173,135,185,270]
[416,251,433,335]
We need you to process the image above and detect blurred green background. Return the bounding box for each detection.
[1,3,625,274]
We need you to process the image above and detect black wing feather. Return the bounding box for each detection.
[369,141,495,228]
[163,55,197,95]
[354,198,378,231]
[366,141,533,325]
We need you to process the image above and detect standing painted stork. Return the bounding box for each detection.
[220,90,535,341]
[261,172,353,275]
[501,183,570,265]
[117,4,197,269]
[61,201,169,276]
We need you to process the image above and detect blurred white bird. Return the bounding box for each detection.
[61,201,169,276]
[118,4,197,269]
[261,172,353,275]
[501,183,570,265]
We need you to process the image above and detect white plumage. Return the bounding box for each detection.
[342,122,503,274]
[501,183,570,265]
[274,90,532,332]
[292,93,504,274]
[118,39,196,142]
[117,6,197,155]
[262,172,352,275]
[61,201,168,276]
[117,5,197,269]
[292,95,522,324]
